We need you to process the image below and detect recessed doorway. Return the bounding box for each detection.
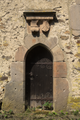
[25,45,53,109]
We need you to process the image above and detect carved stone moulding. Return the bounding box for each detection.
[24,9,55,33]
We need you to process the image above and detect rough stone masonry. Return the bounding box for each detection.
[0,0,80,113]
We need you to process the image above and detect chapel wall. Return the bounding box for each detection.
[0,0,80,111]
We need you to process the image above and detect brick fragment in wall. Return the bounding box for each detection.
[74,36,80,39]
[64,30,70,34]
[60,35,69,40]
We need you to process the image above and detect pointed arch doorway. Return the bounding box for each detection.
[25,45,53,108]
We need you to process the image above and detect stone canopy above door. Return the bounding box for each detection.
[24,9,56,33]
[23,9,58,50]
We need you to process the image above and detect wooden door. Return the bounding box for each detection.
[25,46,53,108]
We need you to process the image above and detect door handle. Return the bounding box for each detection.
[29,72,33,77]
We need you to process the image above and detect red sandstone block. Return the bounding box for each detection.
[53,62,67,78]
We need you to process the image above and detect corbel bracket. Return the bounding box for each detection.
[24,10,55,33]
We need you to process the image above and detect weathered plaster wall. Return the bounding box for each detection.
[0,0,80,111]
[68,0,80,110]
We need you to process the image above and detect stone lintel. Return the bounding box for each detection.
[26,16,53,20]
[25,10,54,20]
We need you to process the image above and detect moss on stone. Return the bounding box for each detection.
[68,96,80,109]
[70,97,80,103]
[71,103,80,109]
[0,75,2,78]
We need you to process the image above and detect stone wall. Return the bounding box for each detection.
[68,0,80,110]
[0,0,80,111]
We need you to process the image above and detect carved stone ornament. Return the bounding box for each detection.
[41,20,50,32]
[24,9,54,33]
[30,20,39,32]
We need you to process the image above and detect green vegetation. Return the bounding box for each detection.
[0,108,80,119]
[53,112,58,116]
[26,107,31,113]
[65,112,68,115]
[9,109,13,114]
[4,115,8,118]
[60,110,64,115]
[43,101,52,110]
[73,110,79,116]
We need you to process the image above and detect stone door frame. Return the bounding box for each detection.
[2,40,69,113]
[24,43,69,111]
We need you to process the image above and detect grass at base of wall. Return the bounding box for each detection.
[1,109,80,120]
